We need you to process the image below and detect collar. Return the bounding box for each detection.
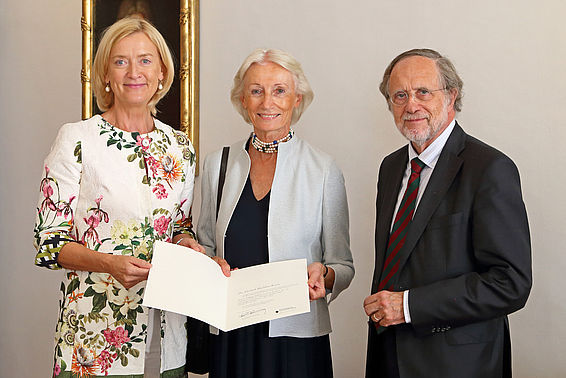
[408,119,456,169]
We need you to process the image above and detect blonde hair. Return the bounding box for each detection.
[92,16,174,115]
[230,48,314,125]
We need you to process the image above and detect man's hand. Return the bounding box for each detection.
[363,290,405,327]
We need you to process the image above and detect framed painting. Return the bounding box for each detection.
[81,0,199,166]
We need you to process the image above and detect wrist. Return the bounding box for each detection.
[173,234,192,245]
[101,252,115,275]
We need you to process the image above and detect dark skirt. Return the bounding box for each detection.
[209,321,333,378]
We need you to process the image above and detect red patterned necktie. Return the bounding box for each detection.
[378,157,425,291]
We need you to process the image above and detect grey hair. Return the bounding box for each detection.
[379,48,464,112]
[230,48,314,125]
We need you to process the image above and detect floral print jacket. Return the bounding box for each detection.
[33,115,196,377]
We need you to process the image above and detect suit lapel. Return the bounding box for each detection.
[395,124,467,275]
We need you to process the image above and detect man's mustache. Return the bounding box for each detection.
[403,113,429,121]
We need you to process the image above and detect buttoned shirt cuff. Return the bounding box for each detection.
[403,290,411,323]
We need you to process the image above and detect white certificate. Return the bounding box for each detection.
[143,241,310,331]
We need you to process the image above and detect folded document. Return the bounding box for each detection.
[143,241,310,331]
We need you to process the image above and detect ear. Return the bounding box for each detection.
[294,94,303,108]
[159,64,165,81]
[241,95,247,109]
[448,88,458,109]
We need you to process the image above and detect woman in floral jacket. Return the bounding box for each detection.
[33,17,202,377]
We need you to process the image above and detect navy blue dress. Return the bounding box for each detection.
[209,176,333,378]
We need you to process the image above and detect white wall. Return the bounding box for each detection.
[0,1,82,377]
[1,1,564,377]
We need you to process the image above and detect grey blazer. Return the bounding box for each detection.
[197,135,354,337]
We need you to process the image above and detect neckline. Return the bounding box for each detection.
[97,114,157,135]
[246,175,271,202]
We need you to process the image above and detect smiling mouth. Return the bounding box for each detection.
[124,84,147,88]
[258,113,280,120]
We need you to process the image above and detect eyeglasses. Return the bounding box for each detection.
[388,88,446,106]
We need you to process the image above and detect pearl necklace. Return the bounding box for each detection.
[251,129,294,153]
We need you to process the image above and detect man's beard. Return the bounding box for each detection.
[396,100,449,147]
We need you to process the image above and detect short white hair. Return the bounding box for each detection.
[230,48,314,125]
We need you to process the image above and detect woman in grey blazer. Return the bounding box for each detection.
[197,48,354,378]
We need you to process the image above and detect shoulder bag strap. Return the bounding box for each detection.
[216,146,230,220]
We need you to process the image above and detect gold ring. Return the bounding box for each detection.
[372,313,380,322]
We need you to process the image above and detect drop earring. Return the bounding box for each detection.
[158,80,163,90]
[105,83,111,93]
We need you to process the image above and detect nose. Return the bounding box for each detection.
[128,63,140,78]
[261,93,274,108]
[404,92,421,113]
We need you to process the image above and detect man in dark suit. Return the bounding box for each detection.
[364,49,532,378]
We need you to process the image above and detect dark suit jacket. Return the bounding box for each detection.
[366,124,532,378]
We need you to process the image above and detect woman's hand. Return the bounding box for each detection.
[212,256,231,277]
[307,262,327,301]
[108,255,152,289]
[172,235,230,277]
[58,242,150,289]
[174,235,206,253]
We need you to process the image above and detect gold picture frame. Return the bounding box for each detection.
[81,0,199,168]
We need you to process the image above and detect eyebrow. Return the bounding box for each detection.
[392,86,432,92]
[111,53,155,59]
[248,82,289,87]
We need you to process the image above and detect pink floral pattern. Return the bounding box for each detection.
[53,362,61,377]
[97,350,116,376]
[146,155,161,177]
[103,327,130,349]
[39,166,76,219]
[153,215,171,236]
[135,135,152,150]
[152,183,168,199]
[81,196,109,247]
